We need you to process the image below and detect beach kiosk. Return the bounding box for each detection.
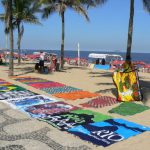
[88,53,123,70]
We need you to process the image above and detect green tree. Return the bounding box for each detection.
[8,0,14,76]
[0,0,14,76]
[41,0,89,69]
[126,0,150,61]
[0,0,10,50]
[13,0,41,64]
[81,0,107,7]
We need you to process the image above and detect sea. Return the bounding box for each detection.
[19,49,150,64]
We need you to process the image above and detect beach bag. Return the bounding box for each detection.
[113,61,142,102]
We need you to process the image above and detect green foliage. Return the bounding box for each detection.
[41,0,89,21]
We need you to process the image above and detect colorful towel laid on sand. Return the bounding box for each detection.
[0,81,9,84]
[0,79,5,81]
[3,95,57,110]
[68,118,150,147]
[12,77,49,83]
[0,90,38,100]
[28,82,65,89]
[42,86,81,94]
[0,85,25,92]
[81,96,118,108]
[53,91,99,100]
[0,82,13,86]
[113,62,142,102]
[108,102,150,116]
[14,77,52,83]
[13,76,99,100]
[41,109,112,131]
[24,101,79,118]
[19,79,50,84]
[2,77,150,147]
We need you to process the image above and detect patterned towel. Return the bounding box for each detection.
[20,79,49,83]
[5,95,57,110]
[0,79,5,82]
[81,96,118,108]
[0,83,13,86]
[28,82,65,89]
[41,109,112,131]
[53,91,100,100]
[68,119,150,147]
[42,86,81,94]
[0,85,25,92]
[24,101,79,118]
[0,81,9,84]
[0,90,38,100]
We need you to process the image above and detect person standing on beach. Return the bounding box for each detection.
[39,51,45,73]
[52,56,57,71]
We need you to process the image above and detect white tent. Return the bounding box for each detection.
[88,53,108,59]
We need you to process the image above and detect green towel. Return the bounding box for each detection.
[71,109,112,122]
[109,102,149,116]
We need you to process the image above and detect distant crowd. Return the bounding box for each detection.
[0,52,10,64]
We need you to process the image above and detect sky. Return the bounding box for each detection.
[0,0,150,53]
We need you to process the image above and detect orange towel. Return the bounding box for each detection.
[0,83,13,86]
[53,91,99,100]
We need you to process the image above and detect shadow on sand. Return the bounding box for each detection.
[139,79,150,104]
[95,88,117,97]
[65,66,88,70]
[13,66,34,76]
[88,71,113,78]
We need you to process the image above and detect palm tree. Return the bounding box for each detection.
[8,0,14,76]
[1,0,14,76]
[41,0,89,69]
[0,0,10,50]
[13,0,41,64]
[126,0,134,62]
[81,0,107,7]
[126,0,150,62]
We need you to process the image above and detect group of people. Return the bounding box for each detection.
[0,52,9,65]
[95,58,106,65]
[35,51,59,73]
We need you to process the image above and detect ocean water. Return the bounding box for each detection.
[21,50,150,64]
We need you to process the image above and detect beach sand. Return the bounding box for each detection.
[0,63,150,150]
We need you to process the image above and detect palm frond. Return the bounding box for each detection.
[81,0,107,8]
[42,3,56,18]
[143,0,150,13]
[0,14,5,21]
[73,5,90,21]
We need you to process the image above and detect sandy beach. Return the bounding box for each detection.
[0,63,150,150]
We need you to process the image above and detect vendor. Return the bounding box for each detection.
[39,51,45,72]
